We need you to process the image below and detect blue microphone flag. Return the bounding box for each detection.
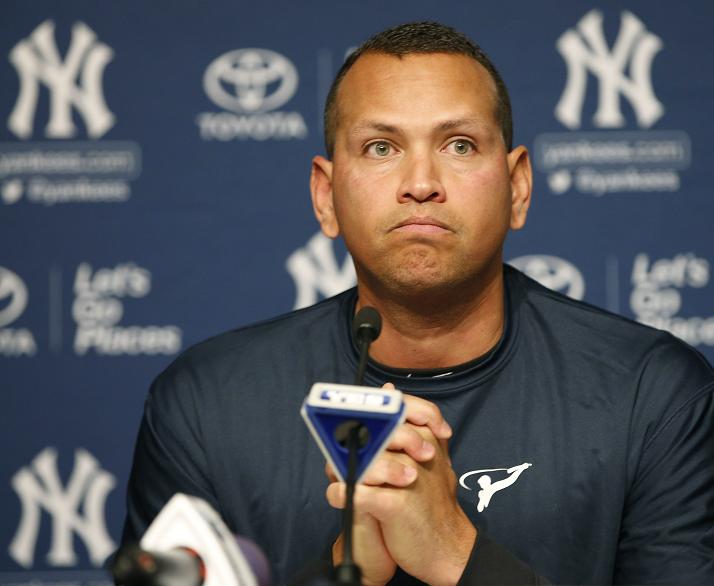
[301,382,406,483]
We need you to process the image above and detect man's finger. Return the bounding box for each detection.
[326,482,346,509]
[387,423,436,461]
[402,394,453,439]
[326,482,404,522]
[360,455,417,487]
[382,383,452,439]
[326,445,420,485]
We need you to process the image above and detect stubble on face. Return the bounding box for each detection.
[376,241,448,293]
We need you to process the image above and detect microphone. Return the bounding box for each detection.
[301,306,406,585]
[353,306,381,341]
[352,306,381,386]
[112,544,204,586]
[112,493,270,586]
[301,306,405,483]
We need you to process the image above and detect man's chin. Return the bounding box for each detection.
[382,268,461,298]
[371,257,500,302]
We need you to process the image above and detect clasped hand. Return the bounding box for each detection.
[325,385,476,586]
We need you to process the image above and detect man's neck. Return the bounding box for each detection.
[355,269,505,370]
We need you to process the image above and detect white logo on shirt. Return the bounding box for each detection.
[459,462,532,512]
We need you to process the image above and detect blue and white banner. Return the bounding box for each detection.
[2,1,712,584]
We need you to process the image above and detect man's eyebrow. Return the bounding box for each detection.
[349,121,401,135]
[349,118,485,136]
[434,118,483,132]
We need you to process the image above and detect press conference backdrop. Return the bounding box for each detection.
[1,0,712,583]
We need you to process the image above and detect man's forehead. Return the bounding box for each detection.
[334,52,499,129]
[341,51,493,88]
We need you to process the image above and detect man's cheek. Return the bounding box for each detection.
[335,172,381,210]
[470,166,512,196]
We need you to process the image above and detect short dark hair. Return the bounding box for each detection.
[323,21,513,157]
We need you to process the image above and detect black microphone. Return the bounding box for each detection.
[352,306,381,386]
[334,307,383,585]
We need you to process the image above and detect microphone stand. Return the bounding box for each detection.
[334,308,381,585]
[354,336,370,388]
[333,424,362,585]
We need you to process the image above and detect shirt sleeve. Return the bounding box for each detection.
[120,362,220,544]
[455,531,550,586]
[614,380,714,585]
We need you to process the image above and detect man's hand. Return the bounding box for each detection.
[330,485,397,586]
[327,387,473,586]
[328,385,452,585]
[327,426,423,586]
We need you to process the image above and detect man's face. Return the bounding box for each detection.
[311,52,531,297]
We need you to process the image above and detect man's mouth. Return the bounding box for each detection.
[392,216,452,234]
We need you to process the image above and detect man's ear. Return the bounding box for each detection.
[507,145,533,231]
[310,155,339,238]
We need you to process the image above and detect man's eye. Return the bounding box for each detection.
[367,142,392,157]
[448,140,475,155]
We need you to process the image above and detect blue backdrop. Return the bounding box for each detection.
[2,1,712,584]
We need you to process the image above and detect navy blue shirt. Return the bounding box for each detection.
[123,266,714,584]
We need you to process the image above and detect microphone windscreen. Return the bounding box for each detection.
[236,535,271,586]
[352,306,382,344]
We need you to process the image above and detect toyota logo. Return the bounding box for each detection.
[203,48,298,114]
[509,255,586,300]
[0,267,28,328]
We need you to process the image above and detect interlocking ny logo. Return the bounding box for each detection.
[286,232,356,310]
[9,447,116,568]
[555,10,664,129]
[8,20,115,139]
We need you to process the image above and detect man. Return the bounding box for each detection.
[122,22,714,585]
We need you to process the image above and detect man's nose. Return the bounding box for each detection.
[397,152,446,203]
